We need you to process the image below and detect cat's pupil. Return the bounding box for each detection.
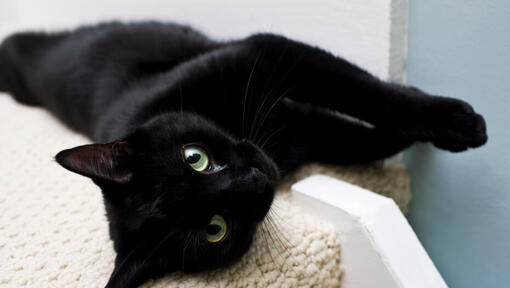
[206,224,222,235]
[186,153,201,164]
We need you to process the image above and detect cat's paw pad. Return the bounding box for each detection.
[428,106,488,152]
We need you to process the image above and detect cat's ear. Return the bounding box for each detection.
[106,251,166,288]
[55,141,134,184]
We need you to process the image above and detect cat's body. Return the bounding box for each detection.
[0,22,487,288]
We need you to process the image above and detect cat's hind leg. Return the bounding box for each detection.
[0,32,69,105]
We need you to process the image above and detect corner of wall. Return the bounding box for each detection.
[389,0,409,84]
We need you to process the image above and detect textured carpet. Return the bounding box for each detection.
[0,94,410,287]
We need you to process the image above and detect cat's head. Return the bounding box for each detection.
[55,112,279,278]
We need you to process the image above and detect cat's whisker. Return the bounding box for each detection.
[248,48,287,141]
[191,233,202,263]
[142,230,177,266]
[259,222,276,266]
[261,139,285,154]
[267,201,295,249]
[260,47,288,100]
[264,215,280,249]
[109,241,145,280]
[269,211,294,250]
[266,213,290,252]
[264,220,287,266]
[252,83,303,146]
[263,214,289,267]
[251,89,285,145]
[242,53,261,138]
[245,56,263,141]
[250,61,294,144]
[248,84,272,141]
[181,232,193,269]
[270,204,296,234]
[252,49,307,144]
[263,214,284,254]
[258,120,296,151]
[249,89,278,144]
[262,216,276,248]
[257,111,303,150]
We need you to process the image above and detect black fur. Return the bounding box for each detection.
[0,22,487,288]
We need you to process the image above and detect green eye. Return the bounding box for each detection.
[206,215,227,243]
[184,146,210,172]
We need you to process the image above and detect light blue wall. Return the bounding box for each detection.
[404,1,510,287]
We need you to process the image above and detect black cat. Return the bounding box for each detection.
[0,22,487,288]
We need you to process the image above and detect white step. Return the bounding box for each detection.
[291,175,447,288]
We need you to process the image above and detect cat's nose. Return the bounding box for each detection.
[246,167,265,184]
[236,140,272,174]
[235,166,269,194]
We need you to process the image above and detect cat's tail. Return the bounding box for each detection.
[0,32,68,106]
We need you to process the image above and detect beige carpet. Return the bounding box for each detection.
[0,94,410,287]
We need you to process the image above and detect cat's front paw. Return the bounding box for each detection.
[423,100,487,152]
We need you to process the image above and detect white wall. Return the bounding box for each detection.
[0,0,407,82]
